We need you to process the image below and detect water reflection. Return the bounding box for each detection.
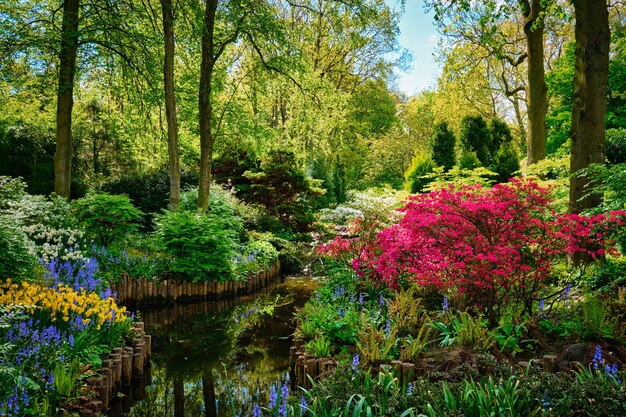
[110,277,317,417]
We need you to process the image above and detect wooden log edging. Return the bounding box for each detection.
[290,341,571,390]
[77,323,151,417]
[113,260,280,307]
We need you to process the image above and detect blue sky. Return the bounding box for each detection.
[386,0,441,95]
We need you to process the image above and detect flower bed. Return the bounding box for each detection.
[0,278,138,416]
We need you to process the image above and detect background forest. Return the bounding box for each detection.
[0,0,624,216]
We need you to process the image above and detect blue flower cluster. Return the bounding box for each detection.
[0,314,75,415]
[44,256,102,293]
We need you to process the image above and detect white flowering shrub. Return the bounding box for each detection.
[0,177,84,263]
[318,206,363,226]
[317,188,406,229]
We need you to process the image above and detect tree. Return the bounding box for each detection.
[160,0,180,210]
[428,0,550,164]
[55,0,80,199]
[569,0,610,214]
[430,121,456,171]
[459,115,490,165]
[521,0,548,164]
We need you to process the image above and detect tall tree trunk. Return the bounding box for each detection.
[55,0,80,199]
[521,0,547,165]
[569,0,610,214]
[202,374,217,417]
[161,0,181,210]
[173,377,185,417]
[197,0,219,214]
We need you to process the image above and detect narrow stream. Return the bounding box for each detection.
[108,276,317,417]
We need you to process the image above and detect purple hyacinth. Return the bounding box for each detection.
[351,352,360,371]
[299,396,308,416]
[269,385,277,408]
[592,345,603,370]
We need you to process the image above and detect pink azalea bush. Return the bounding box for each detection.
[321,179,626,325]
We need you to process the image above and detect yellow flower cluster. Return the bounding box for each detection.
[0,279,128,329]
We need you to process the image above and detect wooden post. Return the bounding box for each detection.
[132,352,144,376]
[122,350,133,385]
[144,334,152,360]
[295,354,305,387]
[543,355,558,372]
[305,358,318,387]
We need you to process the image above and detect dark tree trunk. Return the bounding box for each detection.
[569,0,609,215]
[197,0,219,213]
[55,0,80,199]
[161,0,181,210]
[173,377,185,417]
[520,0,547,165]
[202,374,217,417]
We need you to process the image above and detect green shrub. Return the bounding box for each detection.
[430,122,456,171]
[606,128,626,164]
[100,169,198,228]
[460,115,490,165]
[71,192,143,248]
[232,233,279,278]
[154,210,238,282]
[487,118,514,157]
[0,215,36,279]
[458,150,481,170]
[491,145,520,183]
[404,152,435,194]
[0,176,27,208]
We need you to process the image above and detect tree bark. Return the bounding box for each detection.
[569,0,609,214]
[202,374,217,417]
[173,377,185,417]
[55,0,80,199]
[521,0,547,165]
[197,0,219,213]
[161,0,181,210]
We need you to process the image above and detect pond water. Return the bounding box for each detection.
[108,276,317,417]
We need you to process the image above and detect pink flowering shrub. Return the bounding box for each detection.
[358,179,625,325]
[318,217,382,273]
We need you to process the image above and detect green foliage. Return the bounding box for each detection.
[71,192,143,248]
[519,154,570,211]
[0,124,56,195]
[424,165,497,191]
[154,210,238,282]
[243,150,325,233]
[460,115,490,166]
[574,296,619,341]
[100,169,198,228]
[492,322,528,355]
[429,121,456,171]
[306,336,331,358]
[458,150,481,170]
[487,118,513,157]
[0,215,36,279]
[357,322,398,365]
[233,234,279,279]
[491,144,520,183]
[424,375,540,417]
[546,42,574,154]
[606,129,626,164]
[456,312,495,351]
[0,176,27,207]
[586,257,626,291]
[404,152,435,194]
[429,317,461,348]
